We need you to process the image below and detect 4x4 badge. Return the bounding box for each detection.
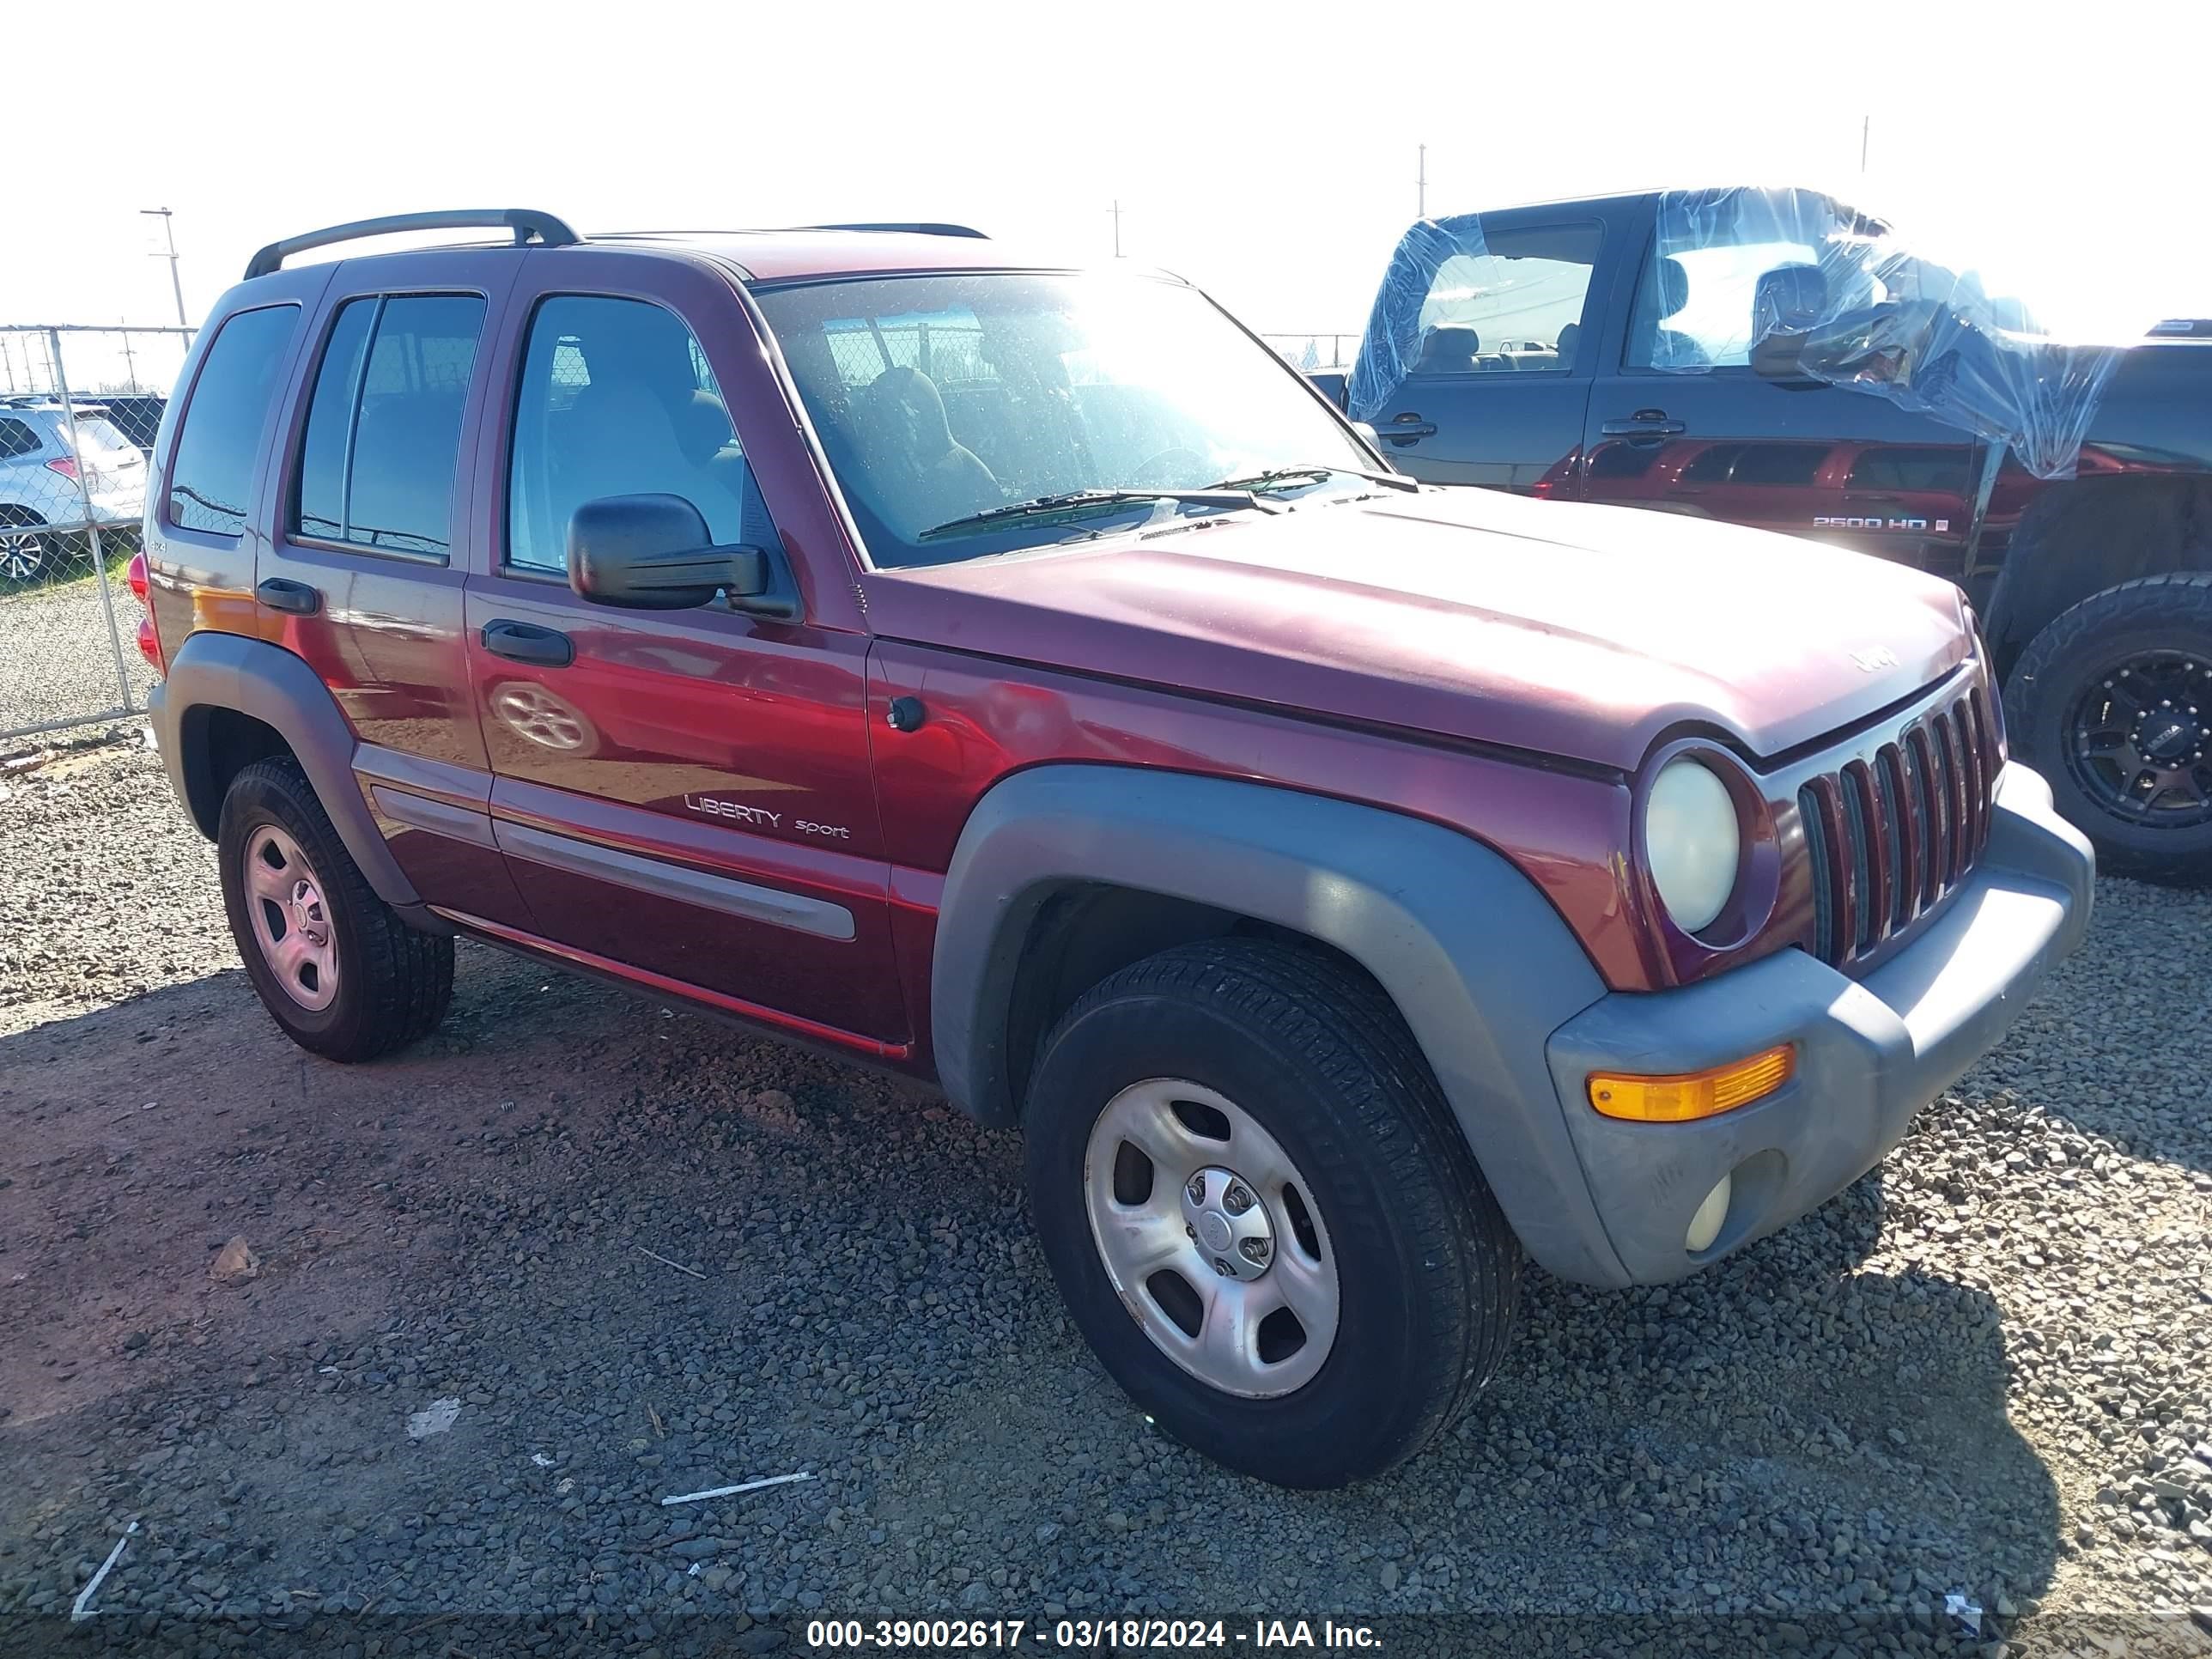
[1851,645,1900,672]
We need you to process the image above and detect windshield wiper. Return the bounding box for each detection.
[1206,464,1419,495]
[918,488,1271,542]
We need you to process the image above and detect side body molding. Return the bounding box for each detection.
[929,765,1628,1285]
[148,630,419,908]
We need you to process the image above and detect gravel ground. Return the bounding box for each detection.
[0,563,156,740]
[2,737,2209,1656]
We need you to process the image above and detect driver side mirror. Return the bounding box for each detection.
[567,494,778,612]
[1749,329,1809,380]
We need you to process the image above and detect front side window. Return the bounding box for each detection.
[755,271,1372,568]
[506,295,774,574]
[294,294,486,557]
[167,304,297,536]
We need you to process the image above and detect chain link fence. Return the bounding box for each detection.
[0,324,193,741]
[1260,331,1360,372]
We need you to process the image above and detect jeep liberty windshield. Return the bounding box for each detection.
[752,272,1379,567]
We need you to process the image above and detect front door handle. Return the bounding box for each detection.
[1600,411,1687,440]
[255,576,321,616]
[480,619,574,667]
[1376,414,1439,445]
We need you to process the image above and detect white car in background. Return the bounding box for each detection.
[0,399,148,584]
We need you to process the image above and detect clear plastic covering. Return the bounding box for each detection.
[1346,213,1494,426]
[1644,185,2132,478]
[1348,185,2146,480]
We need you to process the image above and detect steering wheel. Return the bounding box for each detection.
[1124,447,1210,488]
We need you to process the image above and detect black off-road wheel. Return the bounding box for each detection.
[217,757,454,1060]
[2005,572,2212,880]
[1023,939,1521,1488]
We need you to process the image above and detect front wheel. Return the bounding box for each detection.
[0,522,49,585]
[1023,939,1521,1488]
[2005,571,2212,880]
[218,757,454,1060]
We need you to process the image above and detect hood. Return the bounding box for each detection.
[861,487,1972,774]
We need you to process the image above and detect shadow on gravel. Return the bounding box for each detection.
[0,948,2067,1641]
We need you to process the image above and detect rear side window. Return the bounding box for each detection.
[295,294,486,557]
[0,417,40,459]
[167,305,297,536]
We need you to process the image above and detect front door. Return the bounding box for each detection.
[461,252,906,1048]
[1355,215,1605,494]
[1581,220,1981,583]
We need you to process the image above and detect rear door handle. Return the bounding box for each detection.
[1376,415,1439,444]
[255,576,321,616]
[480,619,574,667]
[1600,412,1687,440]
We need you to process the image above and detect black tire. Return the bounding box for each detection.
[2004,572,2212,880]
[1023,938,1520,1487]
[217,757,454,1060]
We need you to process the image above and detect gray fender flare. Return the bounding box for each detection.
[149,630,418,908]
[930,764,1628,1285]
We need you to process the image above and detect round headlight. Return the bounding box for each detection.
[1644,757,1741,935]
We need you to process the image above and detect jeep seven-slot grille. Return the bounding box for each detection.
[1796,684,1998,969]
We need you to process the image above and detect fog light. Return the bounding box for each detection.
[1587,1044,1794,1122]
[1685,1172,1733,1254]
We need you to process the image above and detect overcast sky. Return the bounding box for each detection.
[5,0,2209,389]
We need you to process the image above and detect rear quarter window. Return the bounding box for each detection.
[0,417,41,459]
[167,305,299,536]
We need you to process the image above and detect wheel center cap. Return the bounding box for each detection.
[1181,1166,1274,1282]
[2142,715,2198,762]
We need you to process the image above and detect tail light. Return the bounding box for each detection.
[128,550,163,672]
[44,456,78,482]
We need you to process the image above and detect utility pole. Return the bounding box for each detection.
[1860,114,1869,174]
[1418,144,1427,218]
[1109,199,1124,258]
[142,208,186,325]
[119,324,138,392]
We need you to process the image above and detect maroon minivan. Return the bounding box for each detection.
[137,209,2093,1486]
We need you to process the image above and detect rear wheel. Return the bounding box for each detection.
[2006,572,2212,879]
[218,757,453,1060]
[1023,939,1520,1487]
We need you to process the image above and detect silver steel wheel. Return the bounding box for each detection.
[1083,1078,1339,1398]
[0,531,44,583]
[242,825,340,1012]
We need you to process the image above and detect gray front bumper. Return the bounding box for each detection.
[1540,762,2093,1285]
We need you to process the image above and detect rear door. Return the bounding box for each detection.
[1580,205,1980,579]
[459,249,907,1048]
[1358,211,1607,493]
[257,251,535,927]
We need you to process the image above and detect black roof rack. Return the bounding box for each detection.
[801,222,987,239]
[245,209,581,280]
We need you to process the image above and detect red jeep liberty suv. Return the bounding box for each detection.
[136,210,2094,1488]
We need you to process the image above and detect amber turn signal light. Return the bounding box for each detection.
[1587,1045,1795,1122]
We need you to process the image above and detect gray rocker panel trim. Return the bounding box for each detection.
[148,630,419,908]
[930,763,1626,1286]
[494,820,857,941]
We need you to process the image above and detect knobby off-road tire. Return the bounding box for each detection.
[217,757,453,1060]
[1024,938,1522,1488]
[2005,571,2212,880]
